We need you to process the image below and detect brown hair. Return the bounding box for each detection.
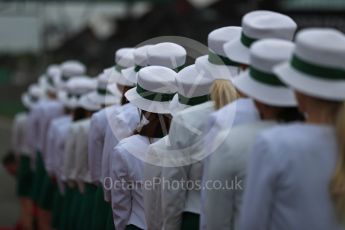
[210,79,238,110]
[330,102,345,222]
[135,111,172,141]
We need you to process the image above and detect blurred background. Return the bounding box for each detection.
[0,0,345,227]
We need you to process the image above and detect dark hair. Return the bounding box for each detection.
[2,151,16,166]
[135,111,172,140]
[277,107,305,123]
[120,86,134,105]
[72,107,89,121]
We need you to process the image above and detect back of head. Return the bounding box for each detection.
[210,80,238,110]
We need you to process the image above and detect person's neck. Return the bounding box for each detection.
[305,112,334,125]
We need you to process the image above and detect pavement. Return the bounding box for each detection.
[0,117,20,227]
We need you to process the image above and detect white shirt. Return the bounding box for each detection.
[240,124,345,230]
[110,135,158,230]
[88,105,121,184]
[204,121,276,230]
[102,103,139,201]
[161,102,214,230]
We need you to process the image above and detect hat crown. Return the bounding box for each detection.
[208,26,242,56]
[46,64,61,77]
[251,39,295,73]
[66,77,96,95]
[137,66,177,94]
[61,60,86,77]
[115,48,135,67]
[177,65,213,97]
[294,28,345,69]
[242,10,297,41]
[97,73,108,90]
[147,42,187,69]
[134,45,153,66]
[29,84,44,97]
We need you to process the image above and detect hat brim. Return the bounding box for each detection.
[88,91,119,106]
[274,63,345,101]
[121,67,137,84]
[109,68,135,86]
[195,55,240,80]
[57,91,78,109]
[224,38,250,66]
[233,70,297,107]
[169,94,190,115]
[125,88,172,114]
[78,93,101,111]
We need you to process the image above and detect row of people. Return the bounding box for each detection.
[11,9,345,230]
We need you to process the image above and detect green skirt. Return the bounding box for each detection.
[51,189,64,229]
[68,188,83,230]
[17,155,33,197]
[59,187,74,230]
[181,212,200,230]
[76,184,97,230]
[90,186,109,230]
[105,202,115,230]
[30,151,47,204]
[38,175,57,210]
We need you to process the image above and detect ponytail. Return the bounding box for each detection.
[330,102,345,223]
[210,79,238,110]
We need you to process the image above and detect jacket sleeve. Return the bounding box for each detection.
[88,114,103,184]
[63,125,77,181]
[45,124,56,176]
[75,125,90,187]
[239,134,278,230]
[110,145,132,230]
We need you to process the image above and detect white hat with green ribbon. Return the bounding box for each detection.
[195,26,242,80]
[233,38,297,107]
[224,10,297,65]
[125,66,178,114]
[147,42,187,71]
[170,64,213,113]
[122,45,153,84]
[109,48,136,86]
[274,28,345,101]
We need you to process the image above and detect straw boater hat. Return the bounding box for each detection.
[274,28,345,101]
[233,39,297,107]
[195,26,242,80]
[125,66,178,114]
[108,48,136,86]
[224,10,297,65]
[45,65,62,94]
[58,77,96,109]
[22,84,45,109]
[147,42,187,71]
[170,64,213,113]
[59,60,86,89]
[122,45,153,84]
[87,73,121,106]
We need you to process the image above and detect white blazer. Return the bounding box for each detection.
[240,124,345,230]
[204,121,276,230]
[200,98,259,229]
[88,105,120,184]
[12,112,29,156]
[102,103,139,201]
[161,102,214,230]
[110,135,158,230]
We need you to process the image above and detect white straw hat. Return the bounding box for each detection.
[147,42,187,71]
[122,45,153,84]
[195,26,242,80]
[46,65,62,93]
[224,10,297,65]
[58,77,96,109]
[22,84,45,109]
[109,48,136,86]
[78,91,102,111]
[170,65,213,113]
[233,39,297,107]
[60,60,86,80]
[86,73,120,106]
[274,28,345,101]
[125,66,178,114]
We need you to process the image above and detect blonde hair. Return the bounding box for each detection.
[330,102,345,223]
[210,79,238,110]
